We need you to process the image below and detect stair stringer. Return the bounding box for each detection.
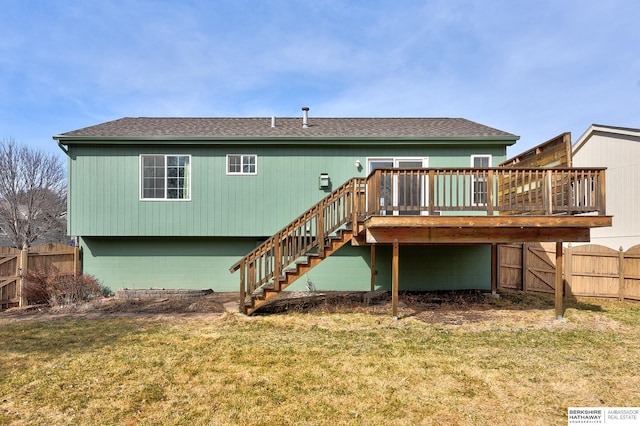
[247,229,354,314]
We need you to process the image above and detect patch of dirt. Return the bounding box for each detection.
[1,293,238,320]
[1,290,626,332]
[254,290,626,331]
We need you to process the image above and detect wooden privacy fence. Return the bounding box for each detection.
[499,243,640,301]
[0,243,81,310]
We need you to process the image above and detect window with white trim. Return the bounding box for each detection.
[227,154,257,175]
[471,155,491,205]
[140,155,191,200]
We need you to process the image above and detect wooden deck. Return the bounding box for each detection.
[231,167,611,316]
[364,215,611,244]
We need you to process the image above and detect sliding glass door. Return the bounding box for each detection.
[368,157,428,215]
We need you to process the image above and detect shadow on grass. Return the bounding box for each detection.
[0,317,164,358]
[564,298,606,312]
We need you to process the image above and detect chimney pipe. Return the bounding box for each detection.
[271,116,276,128]
[302,106,309,128]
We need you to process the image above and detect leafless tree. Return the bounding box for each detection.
[0,138,66,249]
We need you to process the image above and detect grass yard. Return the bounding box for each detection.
[1,294,639,425]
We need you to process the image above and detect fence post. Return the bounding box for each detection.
[619,246,625,301]
[565,244,573,297]
[18,247,28,307]
[521,243,528,292]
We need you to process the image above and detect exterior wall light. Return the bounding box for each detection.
[355,159,361,168]
[318,173,330,189]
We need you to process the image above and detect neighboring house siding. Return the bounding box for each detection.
[572,126,640,250]
[68,143,506,237]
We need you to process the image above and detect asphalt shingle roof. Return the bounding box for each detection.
[56,117,517,139]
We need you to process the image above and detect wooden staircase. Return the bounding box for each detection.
[230,178,366,315]
[248,228,355,313]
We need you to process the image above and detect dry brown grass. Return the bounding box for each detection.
[1,292,639,425]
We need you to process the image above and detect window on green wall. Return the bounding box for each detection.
[226,154,257,175]
[140,155,191,200]
[471,155,491,206]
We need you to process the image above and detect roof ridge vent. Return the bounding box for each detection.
[302,106,309,128]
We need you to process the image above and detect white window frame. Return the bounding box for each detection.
[471,155,492,206]
[226,154,258,175]
[139,154,192,201]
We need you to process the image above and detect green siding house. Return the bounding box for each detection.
[54,111,519,294]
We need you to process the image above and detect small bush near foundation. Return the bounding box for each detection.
[23,269,103,306]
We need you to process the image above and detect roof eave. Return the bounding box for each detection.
[572,124,640,156]
[54,135,519,146]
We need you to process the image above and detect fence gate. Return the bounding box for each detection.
[0,246,20,309]
[498,242,557,293]
[525,243,556,294]
[498,243,524,291]
[0,243,81,310]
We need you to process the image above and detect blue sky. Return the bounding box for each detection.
[1,0,639,158]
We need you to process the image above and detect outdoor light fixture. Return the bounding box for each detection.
[318,173,330,189]
[355,159,361,168]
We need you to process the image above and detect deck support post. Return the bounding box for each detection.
[491,244,498,296]
[555,241,564,320]
[392,239,399,320]
[370,245,376,291]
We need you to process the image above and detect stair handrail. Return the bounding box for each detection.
[230,178,366,302]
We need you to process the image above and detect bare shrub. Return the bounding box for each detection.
[21,269,51,305]
[23,269,103,306]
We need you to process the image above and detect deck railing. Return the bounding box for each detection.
[367,167,607,216]
[230,178,366,306]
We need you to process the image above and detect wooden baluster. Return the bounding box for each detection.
[351,179,358,234]
[428,169,435,215]
[317,207,325,258]
[487,169,494,215]
[273,233,281,291]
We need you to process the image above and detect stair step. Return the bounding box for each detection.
[245,228,356,315]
